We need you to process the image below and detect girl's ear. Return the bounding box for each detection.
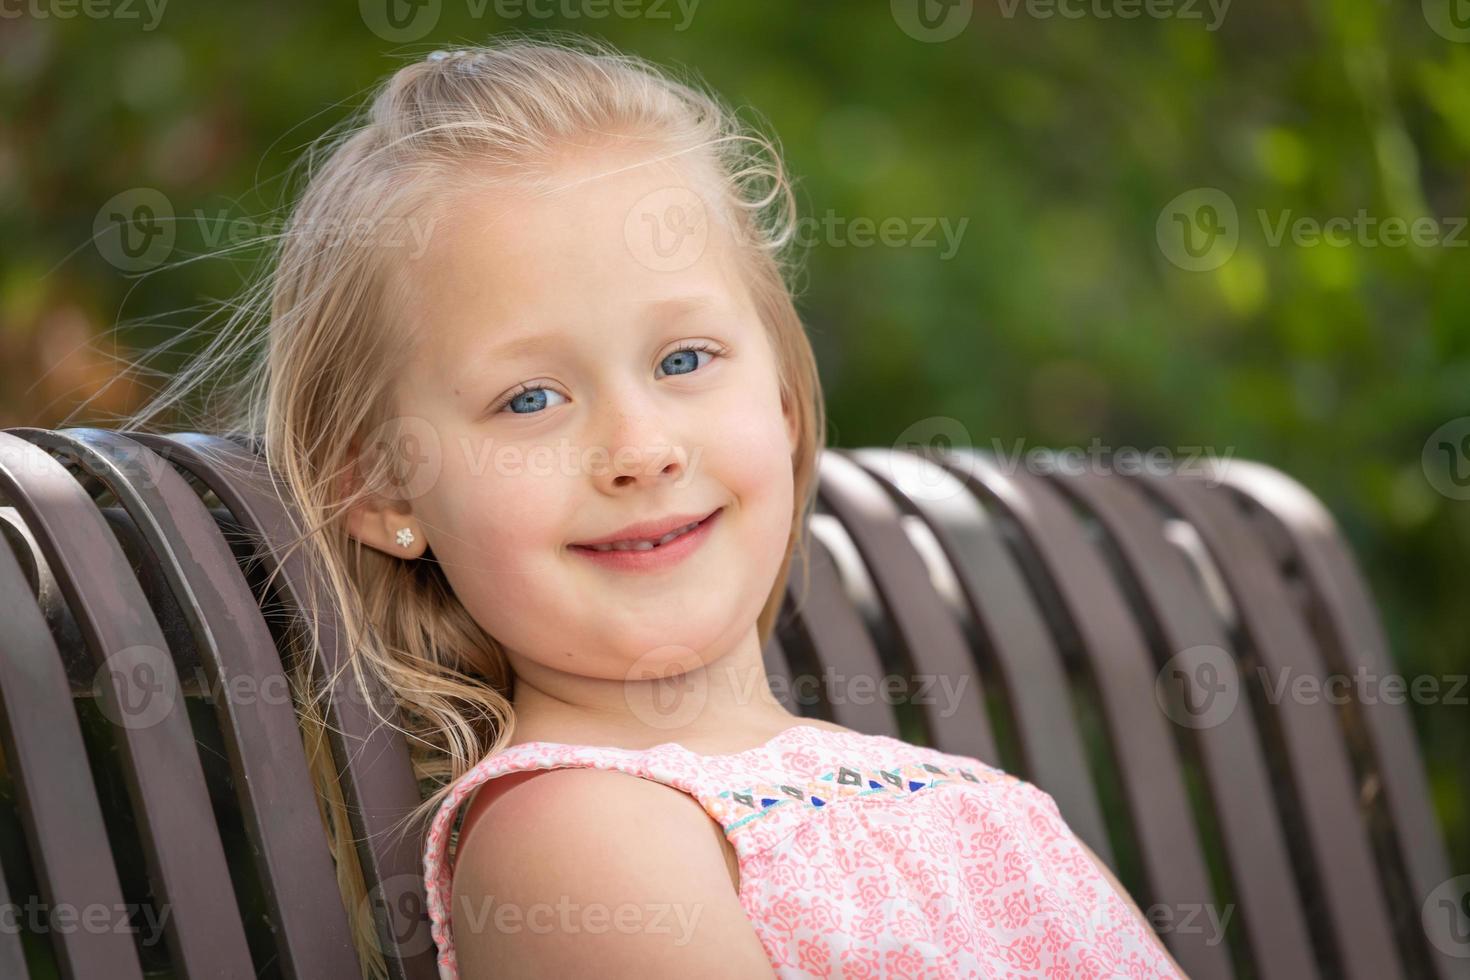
[340,437,428,559]
[783,390,799,457]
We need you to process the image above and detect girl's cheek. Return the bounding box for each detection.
[710,391,794,486]
[426,475,569,641]
[453,469,569,553]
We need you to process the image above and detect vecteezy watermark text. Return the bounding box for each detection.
[890,0,1229,43]
[1258,209,1468,249]
[791,210,969,260]
[990,438,1236,485]
[1145,903,1234,947]
[94,188,439,273]
[359,0,699,42]
[0,0,167,30]
[1157,188,1468,272]
[2,897,171,948]
[451,894,703,943]
[1156,646,1469,730]
[993,0,1229,31]
[735,666,974,713]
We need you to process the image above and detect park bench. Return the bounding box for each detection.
[0,426,1460,978]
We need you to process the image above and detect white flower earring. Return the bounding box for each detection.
[395,527,416,549]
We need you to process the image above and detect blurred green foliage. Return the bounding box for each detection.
[0,0,1465,917]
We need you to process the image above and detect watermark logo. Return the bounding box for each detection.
[1424,0,1470,43]
[891,0,974,42]
[1422,417,1470,500]
[623,645,709,730]
[362,875,435,957]
[1155,645,1240,730]
[360,415,444,502]
[94,188,175,272]
[1422,875,1470,958]
[1156,188,1239,272]
[889,416,975,502]
[624,186,709,273]
[91,645,180,731]
[359,0,441,41]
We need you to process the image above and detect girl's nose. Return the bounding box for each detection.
[591,395,689,490]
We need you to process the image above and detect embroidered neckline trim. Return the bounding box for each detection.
[715,758,1001,834]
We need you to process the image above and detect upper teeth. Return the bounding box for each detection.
[585,519,702,552]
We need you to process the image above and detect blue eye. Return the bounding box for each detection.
[491,341,725,417]
[502,387,568,415]
[655,341,722,379]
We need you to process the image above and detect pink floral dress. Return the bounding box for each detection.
[422,723,1184,979]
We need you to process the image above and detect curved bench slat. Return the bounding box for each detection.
[0,833,28,980]
[815,451,997,761]
[1049,468,1318,980]
[947,450,1231,980]
[782,526,903,736]
[0,531,144,980]
[1214,460,1459,980]
[126,431,438,980]
[848,447,1112,864]
[1137,470,1403,980]
[0,431,255,979]
[19,427,359,980]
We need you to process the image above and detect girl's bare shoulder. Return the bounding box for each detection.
[449,767,776,978]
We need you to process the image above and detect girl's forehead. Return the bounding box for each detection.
[425,143,729,255]
[383,145,752,382]
[403,172,742,317]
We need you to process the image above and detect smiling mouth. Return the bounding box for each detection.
[570,508,722,552]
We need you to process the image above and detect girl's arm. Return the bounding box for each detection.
[450,766,779,979]
[1079,839,1190,977]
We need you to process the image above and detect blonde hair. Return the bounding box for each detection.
[103,32,825,979]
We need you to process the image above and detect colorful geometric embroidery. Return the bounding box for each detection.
[715,759,998,834]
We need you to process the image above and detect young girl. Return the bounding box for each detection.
[123,33,1185,980]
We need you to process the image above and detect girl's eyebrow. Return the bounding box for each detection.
[642,294,719,325]
[481,329,572,363]
[479,295,721,362]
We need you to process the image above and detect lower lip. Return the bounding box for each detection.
[569,508,723,573]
